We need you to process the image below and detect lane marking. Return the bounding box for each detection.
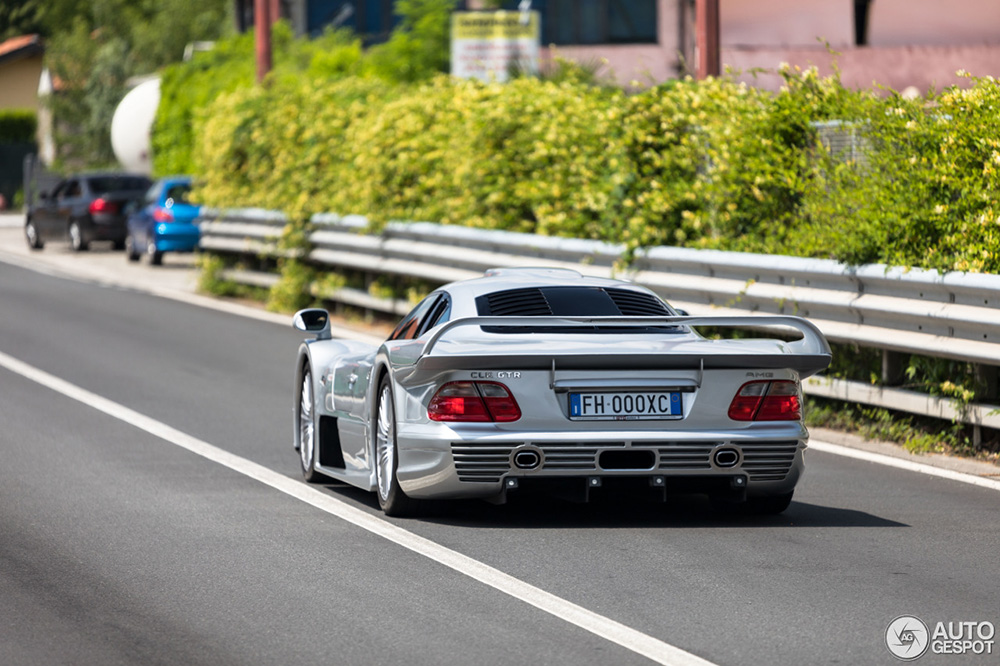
[2,247,997,483]
[0,249,383,344]
[809,440,1000,492]
[0,349,715,666]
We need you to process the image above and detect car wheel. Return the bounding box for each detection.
[146,238,163,265]
[374,376,419,517]
[25,218,43,250]
[125,233,140,262]
[68,221,87,251]
[745,491,794,515]
[712,491,794,516]
[298,368,331,483]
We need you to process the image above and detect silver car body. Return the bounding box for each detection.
[293,268,831,510]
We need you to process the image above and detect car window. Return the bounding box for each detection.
[164,184,192,206]
[48,181,68,200]
[89,176,152,193]
[61,181,81,199]
[390,294,441,341]
[418,295,451,337]
[144,182,161,205]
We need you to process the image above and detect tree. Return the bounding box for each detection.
[41,0,231,169]
[368,0,455,83]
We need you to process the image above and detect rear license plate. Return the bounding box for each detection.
[568,391,683,421]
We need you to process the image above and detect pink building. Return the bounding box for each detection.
[547,0,1000,93]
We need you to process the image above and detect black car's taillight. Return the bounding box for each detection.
[89,198,118,214]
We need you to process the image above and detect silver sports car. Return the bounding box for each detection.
[293,268,831,516]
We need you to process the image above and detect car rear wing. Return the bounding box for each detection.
[412,315,832,377]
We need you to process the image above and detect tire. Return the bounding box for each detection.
[68,221,88,251]
[25,218,43,250]
[125,233,140,261]
[146,237,163,265]
[745,491,794,515]
[374,376,419,517]
[297,368,330,483]
[713,491,794,516]
[112,238,126,251]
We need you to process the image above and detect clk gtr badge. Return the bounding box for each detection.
[471,371,521,379]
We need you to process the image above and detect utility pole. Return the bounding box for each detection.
[255,0,272,83]
[695,0,720,79]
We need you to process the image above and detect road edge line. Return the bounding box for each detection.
[809,440,1000,491]
[0,348,716,666]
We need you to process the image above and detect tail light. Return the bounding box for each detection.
[153,206,174,222]
[428,381,521,422]
[728,380,801,421]
[89,198,118,214]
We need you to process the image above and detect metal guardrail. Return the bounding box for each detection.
[198,208,1000,441]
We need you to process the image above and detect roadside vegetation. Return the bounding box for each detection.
[4,0,232,168]
[9,0,996,455]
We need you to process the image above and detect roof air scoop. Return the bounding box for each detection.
[484,267,583,279]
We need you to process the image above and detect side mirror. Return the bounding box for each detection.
[293,308,332,341]
[38,191,49,201]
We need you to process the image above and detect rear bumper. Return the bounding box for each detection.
[87,214,127,241]
[395,424,806,500]
[153,224,200,253]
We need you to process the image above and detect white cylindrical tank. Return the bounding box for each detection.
[111,77,160,175]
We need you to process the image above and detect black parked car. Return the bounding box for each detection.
[25,172,153,252]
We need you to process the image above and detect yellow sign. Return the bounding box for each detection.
[452,11,540,40]
[451,10,541,82]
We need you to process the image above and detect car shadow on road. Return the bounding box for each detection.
[320,484,906,529]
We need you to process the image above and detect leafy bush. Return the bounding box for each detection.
[0,109,37,143]
[154,23,366,178]
[186,63,1000,275]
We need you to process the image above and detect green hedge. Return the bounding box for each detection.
[0,109,37,143]
[159,25,1000,275]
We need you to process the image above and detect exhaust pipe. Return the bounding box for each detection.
[512,447,542,470]
[713,448,740,468]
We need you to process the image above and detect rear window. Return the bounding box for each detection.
[89,176,152,194]
[165,184,192,205]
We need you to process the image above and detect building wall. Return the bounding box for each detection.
[0,54,43,111]
[724,44,1000,94]
[541,0,685,85]
[722,0,852,47]
[867,0,1000,47]
[549,0,1000,92]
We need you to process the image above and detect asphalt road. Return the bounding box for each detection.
[1,215,999,665]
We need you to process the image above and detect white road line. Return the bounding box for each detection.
[3,247,998,486]
[809,440,1000,492]
[0,349,716,666]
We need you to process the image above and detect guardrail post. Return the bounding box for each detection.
[882,350,906,386]
[975,364,998,401]
[971,365,996,448]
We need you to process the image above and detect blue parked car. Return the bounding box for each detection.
[125,176,201,265]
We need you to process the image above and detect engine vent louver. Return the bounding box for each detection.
[741,442,798,481]
[606,288,672,316]
[481,288,552,316]
[477,286,670,317]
